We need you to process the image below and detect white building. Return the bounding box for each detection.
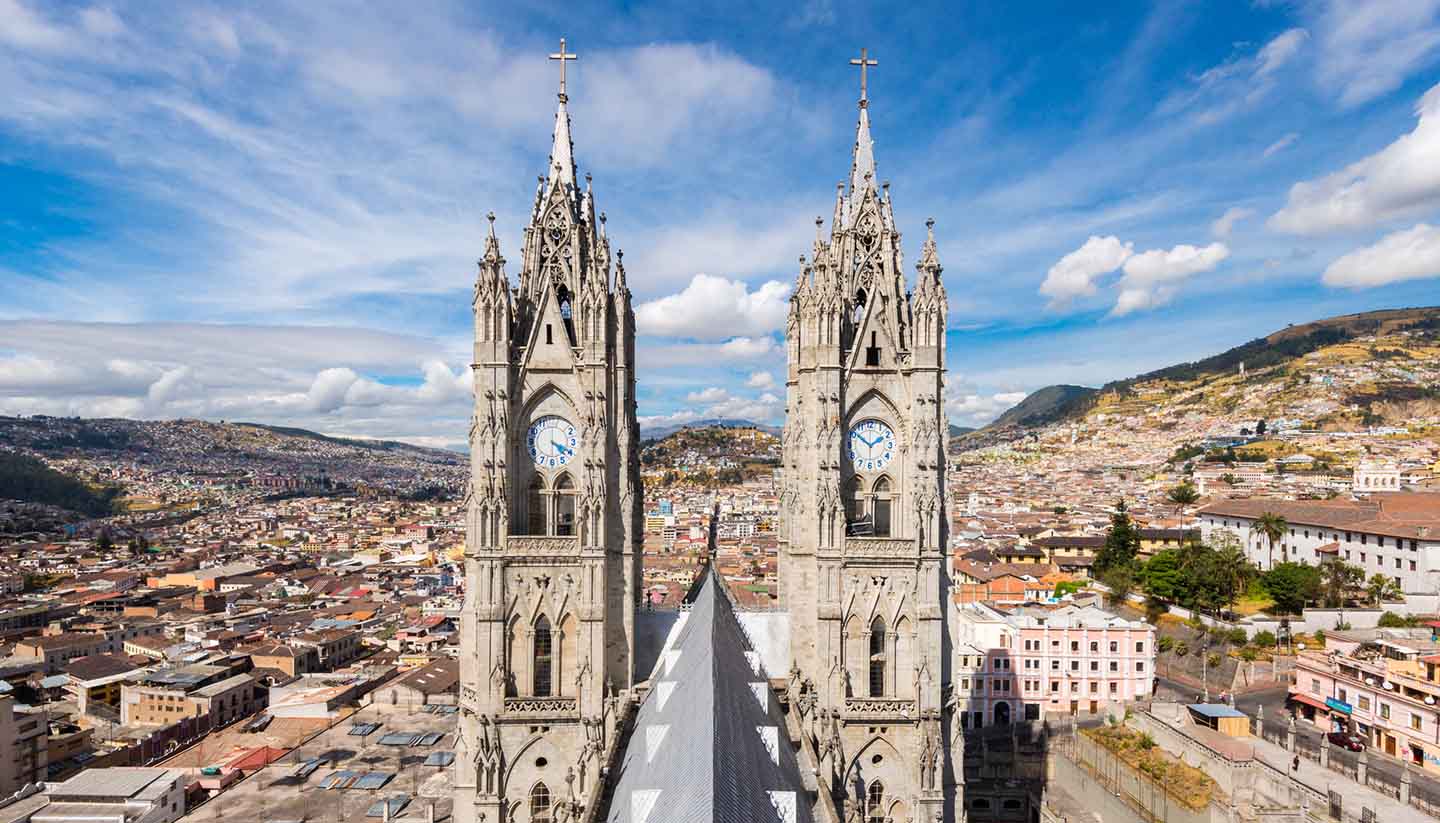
[35,767,187,823]
[1198,494,1440,592]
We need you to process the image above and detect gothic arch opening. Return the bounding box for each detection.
[869,616,887,697]
[529,781,552,823]
[533,615,553,697]
[866,780,885,823]
[526,475,547,535]
[556,284,575,346]
[558,613,577,697]
[554,473,576,536]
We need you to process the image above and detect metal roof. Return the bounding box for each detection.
[604,569,812,823]
[1187,703,1246,719]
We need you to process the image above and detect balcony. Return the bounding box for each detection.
[504,535,581,557]
[843,537,916,560]
[503,696,578,717]
[844,697,918,719]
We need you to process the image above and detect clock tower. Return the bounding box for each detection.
[455,39,643,823]
[778,49,951,823]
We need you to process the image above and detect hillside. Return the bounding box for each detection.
[641,425,780,487]
[0,416,465,493]
[976,307,1440,438]
[984,385,1099,431]
[641,417,782,439]
[0,451,122,517]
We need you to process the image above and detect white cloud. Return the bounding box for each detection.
[1322,223,1440,288]
[1112,242,1230,316]
[639,336,781,368]
[944,374,1030,428]
[1039,236,1134,306]
[1211,207,1254,238]
[745,371,777,390]
[1255,28,1309,79]
[639,386,783,430]
[635,275,791,340]
[1313,0,1440,107]
[1263,132,1299,158]
[1270,82,1440,234]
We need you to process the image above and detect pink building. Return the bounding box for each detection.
[952,602,1156,726]
[1289,630,1440,770]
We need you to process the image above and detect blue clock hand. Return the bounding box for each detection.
[555,443,573,456]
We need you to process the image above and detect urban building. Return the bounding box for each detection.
[35,767,186,823]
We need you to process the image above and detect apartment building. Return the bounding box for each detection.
[1290,629,1440,771]
[952,601,1155,726]
[120,661,260,727]
[1199,493,1440,590]
[0,696,47,795]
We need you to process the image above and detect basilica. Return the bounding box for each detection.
[454,43,954,823]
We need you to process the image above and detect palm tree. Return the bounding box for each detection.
[1167,481,1200,514]
[1213,537,1256,616]
[1366,573,1403,606]
[1254,512,1288,569]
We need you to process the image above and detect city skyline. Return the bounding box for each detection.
[4,1,1440,449]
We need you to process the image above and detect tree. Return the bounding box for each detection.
[1166,481,1200,513]
[1210,531,1256,616]
[1366,574,1403,606]
[1140,550,1183,603]
[1096,499,1141,574]
[1321,562,1364,608]
[1262,562,1322,614]
[1253,512,1288,568]
[1100,564,1137,608]
[1256,419,1267,435]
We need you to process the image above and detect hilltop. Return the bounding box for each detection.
[641,424,780,487]
[641,417,781,439]
[971,306,1440,441]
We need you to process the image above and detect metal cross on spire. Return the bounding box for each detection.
[849,47,878,106]
[549,37,577,102]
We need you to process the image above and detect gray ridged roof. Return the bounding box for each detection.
[605,569,813,823]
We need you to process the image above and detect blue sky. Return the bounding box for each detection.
[2,0,1440,449]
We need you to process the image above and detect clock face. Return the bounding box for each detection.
[847,419,895,473]
[527,415,577,469]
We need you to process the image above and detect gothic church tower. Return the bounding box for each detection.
[778,50,950,823]
[456,41,643,823]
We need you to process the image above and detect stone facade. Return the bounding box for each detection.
[777,82,951,823]
[454,69,643,823]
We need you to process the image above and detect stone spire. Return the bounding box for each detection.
[848,103,876,203]
[545,38,579,197]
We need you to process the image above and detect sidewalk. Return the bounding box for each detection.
[1249,731,1424,821]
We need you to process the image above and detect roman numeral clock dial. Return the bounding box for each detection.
[847,419,895,472]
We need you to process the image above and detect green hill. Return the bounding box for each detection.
[0,451,122,517]
[985,385,1099,431]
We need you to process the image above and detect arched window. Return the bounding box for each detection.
[872,476,892,537]
[853,289,867,326]
[866,781,885,823]
[527,475,547,535]
[844,476,867,535]
[534,616,553,697]
[554,473,576,536]
[869,616,887,697]
[557,285,575,345]
[530,782,552,823]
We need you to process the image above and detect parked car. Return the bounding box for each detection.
[1327,731,1365,751]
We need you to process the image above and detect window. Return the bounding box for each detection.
[1109,641,1118,653]
[1311,679,1321,693]
[1136,641,1144,653]
[534,616,553,697]
[1070,661,1079,671]
[1358,696,1371,711]
[1136,662,1145,673]
[865,330,881,367]
[554,473,576,536]
[1109,682,1118,695]
[1090,642,1099,653]
[867,781,886,823]
[1381,703,1390,719]
[872,477,892,537]
[1110,661,1119,672]
[531,783,552,823]
[1051,660,1060,671]
[1089,661,1098,672]
[1071,642,1079,653]
[1089,682,1098,694]
[1414,714,1424,732]
[869,617,887,697]
[1050,681,1059,693]
[527,475,547,535]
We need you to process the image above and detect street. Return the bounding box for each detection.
[1153,675,1440,811]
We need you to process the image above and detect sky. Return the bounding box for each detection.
[3,0,1440,451]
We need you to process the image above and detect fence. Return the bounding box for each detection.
[1256,716,1440,818]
